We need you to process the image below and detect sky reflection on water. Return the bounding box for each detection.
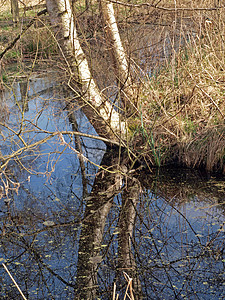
[0,78,224,299]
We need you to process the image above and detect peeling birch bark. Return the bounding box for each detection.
[46,0,126,142]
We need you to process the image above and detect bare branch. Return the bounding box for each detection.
[2,263,27,300]
[0,8,47,61]
[109,0,224,11]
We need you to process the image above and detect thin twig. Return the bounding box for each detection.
[113,282,116,300]
[123,272,134,300]
[0,9,47,60]
[109,0,224,12]
[197,85,225,119]
[2,263,27,300]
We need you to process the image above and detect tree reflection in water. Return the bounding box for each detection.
[0,148,225,299]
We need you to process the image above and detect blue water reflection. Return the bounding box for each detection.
[0,78,224,299]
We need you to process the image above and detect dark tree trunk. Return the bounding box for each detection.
[11,0,19,24]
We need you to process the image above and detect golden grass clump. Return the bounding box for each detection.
[136,10,225,172]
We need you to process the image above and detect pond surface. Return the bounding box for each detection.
[0,77,224,299]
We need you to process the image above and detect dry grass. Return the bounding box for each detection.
[129,4,225,172]
[113,272,135,300]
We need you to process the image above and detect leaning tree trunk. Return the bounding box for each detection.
[46,0,126,143]
[99,0,136,111]
[99,0,131,87]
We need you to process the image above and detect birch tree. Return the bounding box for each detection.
[99,0,137,112]
[99,1,132,89]
[46,0,126,143]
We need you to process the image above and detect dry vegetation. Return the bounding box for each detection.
[124,0,225,173]
[0,0,224,173]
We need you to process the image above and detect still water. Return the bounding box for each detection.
[0,78,224,299]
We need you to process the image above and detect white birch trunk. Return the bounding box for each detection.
[46,0,126,142]
[100,0,134,104]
